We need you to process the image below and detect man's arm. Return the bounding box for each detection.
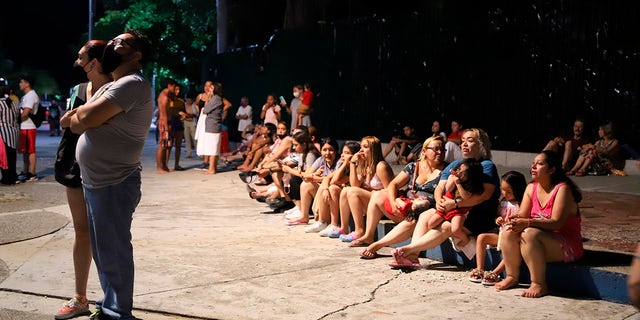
[70,96,123,134]
[20,107,31,122]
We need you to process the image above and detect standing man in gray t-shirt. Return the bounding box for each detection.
[67,29,153,320]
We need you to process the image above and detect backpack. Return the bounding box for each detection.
[54,83,88,188]
[28,103,46,128]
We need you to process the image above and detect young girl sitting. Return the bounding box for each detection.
[427,158,484,249]
[468,171,527,285]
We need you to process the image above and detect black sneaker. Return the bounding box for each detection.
[17,172,27,183]
[88,309,116,320]
[25,173,38,182]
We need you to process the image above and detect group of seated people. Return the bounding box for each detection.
[233,121,588,299]
[542,118,628,176]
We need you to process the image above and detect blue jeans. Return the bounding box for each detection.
[84,170,141,319]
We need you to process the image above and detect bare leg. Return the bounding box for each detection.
[338,187,351,233]
[495,228,523,290]
[542,140,559,153]
[268,171,291,200]
[67,187,91,298]
[327,185,342,226]
[315,188,332,223]
[289,181,318,224]
[397,209,451,260]
[360,190,403,244]
[366,219,417,254]
[347,187,371,237]
[520,228,564,298]
[382,140,397,159]
[156,144,170,173]
[203,155,218,174]
[476,233,498,271]
[450,216,470,247]
[28,152,36,175]
[244,148,265,171]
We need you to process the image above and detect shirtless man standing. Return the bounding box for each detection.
[156,78,177,173]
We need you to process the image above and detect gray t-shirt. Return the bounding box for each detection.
[76,72,153,188]
[203,95,223,133]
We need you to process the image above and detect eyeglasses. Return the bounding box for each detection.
[109,37,135,49]
[425,147,445,152]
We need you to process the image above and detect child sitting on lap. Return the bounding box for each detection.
[427,158,484,248]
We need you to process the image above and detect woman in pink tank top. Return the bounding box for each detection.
[495,150,583,298]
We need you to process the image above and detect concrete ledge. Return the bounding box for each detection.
[422,243,632,304]
[377,220,632,304]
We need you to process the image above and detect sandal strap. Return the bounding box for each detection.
[470,268,484,278]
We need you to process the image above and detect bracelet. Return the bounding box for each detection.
[350,161,357,165]
[527,218,531,227]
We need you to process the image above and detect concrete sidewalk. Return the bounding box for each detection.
[0,132,638,319]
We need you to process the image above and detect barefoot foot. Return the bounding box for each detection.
[495,274,519,290]
[521,282,549,298]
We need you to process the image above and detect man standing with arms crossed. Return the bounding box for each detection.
[67,29,153,320]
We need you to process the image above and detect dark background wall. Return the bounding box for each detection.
[206,0,640,154]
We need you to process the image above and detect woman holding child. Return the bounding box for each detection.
[495,150,583,298]
[391,128,500,268]
[358,135,447,258]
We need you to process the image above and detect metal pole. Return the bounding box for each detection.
[88,0,94,40]
[216,0,228,53]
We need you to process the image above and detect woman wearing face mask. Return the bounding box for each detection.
[281,85,310,133]
[55,40,112,320]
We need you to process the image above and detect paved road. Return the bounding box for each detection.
[0,131,638,319]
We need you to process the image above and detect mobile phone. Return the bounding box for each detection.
[279,96,286,104]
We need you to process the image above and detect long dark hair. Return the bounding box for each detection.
[542,150,582,203]
[292,131,319,168]
[264,122,277,141]
[454,158,484,195]
[500,171,527,205]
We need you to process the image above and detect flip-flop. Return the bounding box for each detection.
[360,249,379,260]
[339,232,360,243]
[389,248,421,269]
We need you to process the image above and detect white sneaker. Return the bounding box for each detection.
[304,221,328,233]
[285,207,301,220]
[318,224,338,237]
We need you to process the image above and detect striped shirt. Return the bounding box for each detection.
[0,97,21,149]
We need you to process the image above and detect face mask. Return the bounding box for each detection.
[101,44,122,74]
[293,92,300,98]
[71,62,89,83]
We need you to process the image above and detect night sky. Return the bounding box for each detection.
[2,2,90,92]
